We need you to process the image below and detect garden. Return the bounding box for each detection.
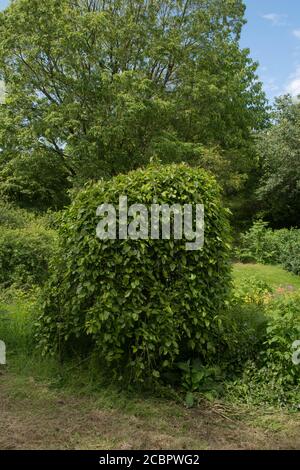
[0,0,299,452]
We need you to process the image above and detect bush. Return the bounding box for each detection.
[0,201,36,228]
[177,359,224,405]
[224,360,299,408]
[235,220,279,264]
[0,220,57,288]
[278,229,300,276]
[261,294,300,387]
[222,277,271,368]
[37,163,231,381]
[232,275,273,306]
[224,292,300,408]
[236,221,300,275]
[0,152,71,211]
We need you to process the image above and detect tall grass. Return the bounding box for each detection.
[0,286,38,354]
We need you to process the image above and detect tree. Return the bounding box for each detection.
[256,95,300,228]
[0,0,266,209]
[37,163,231,380]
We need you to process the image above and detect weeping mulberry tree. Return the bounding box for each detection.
[37,163,231,381]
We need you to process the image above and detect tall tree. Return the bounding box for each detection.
[0,0,266,209]
[256,95,300,228]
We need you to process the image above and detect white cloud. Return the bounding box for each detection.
[285,66,300,96]
[293,29,300,39]
[262,13,287,26]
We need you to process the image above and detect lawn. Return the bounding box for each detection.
[233,263,300,291]
[1,359,299,450]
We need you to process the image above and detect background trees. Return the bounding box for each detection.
[256,96,300,228]
[0,0,266,210]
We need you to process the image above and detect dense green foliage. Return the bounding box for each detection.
[262,294,300,387]
[0,202,57,287]
[223,276,270,367]
[224,278,300,408]
[0,0,266,210]
[256,96,300,228]
[0,200,36,228]
[0,153,71,210]
[236,220,280,264]
[236,220,300,275]
[36,163,231,381]
[226,295,300,408]
[0,286,38,353]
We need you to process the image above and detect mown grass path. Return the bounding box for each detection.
[233,263,300,291]
[0,371,299,450]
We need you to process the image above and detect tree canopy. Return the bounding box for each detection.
[256,96,300,228]
[0,0,266,209]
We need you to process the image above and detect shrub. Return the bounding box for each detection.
[224,360,299,408]
[177,359,224,406]
[236,221,300,275]
[37,163,231,381]
[0,201,36,228]
[261,294,300,387]
[0,152,71,211]
[222,277,271,368]
[0,222,57,288]
[235,220,279,264]
[224,293,300,408]
[233,275,273,306]
[278,229,300,276]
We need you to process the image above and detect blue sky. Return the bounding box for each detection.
[242,0,300,100]
[1,0,300,102]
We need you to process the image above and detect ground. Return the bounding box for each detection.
[0,263,299,450]
[1,371,299,450]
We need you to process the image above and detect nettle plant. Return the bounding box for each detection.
[37,163,231,381]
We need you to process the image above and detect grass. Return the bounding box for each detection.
[1,356,299,450]
[0,287,37,353]
[0,264,300,450]
[233,263,300,291]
